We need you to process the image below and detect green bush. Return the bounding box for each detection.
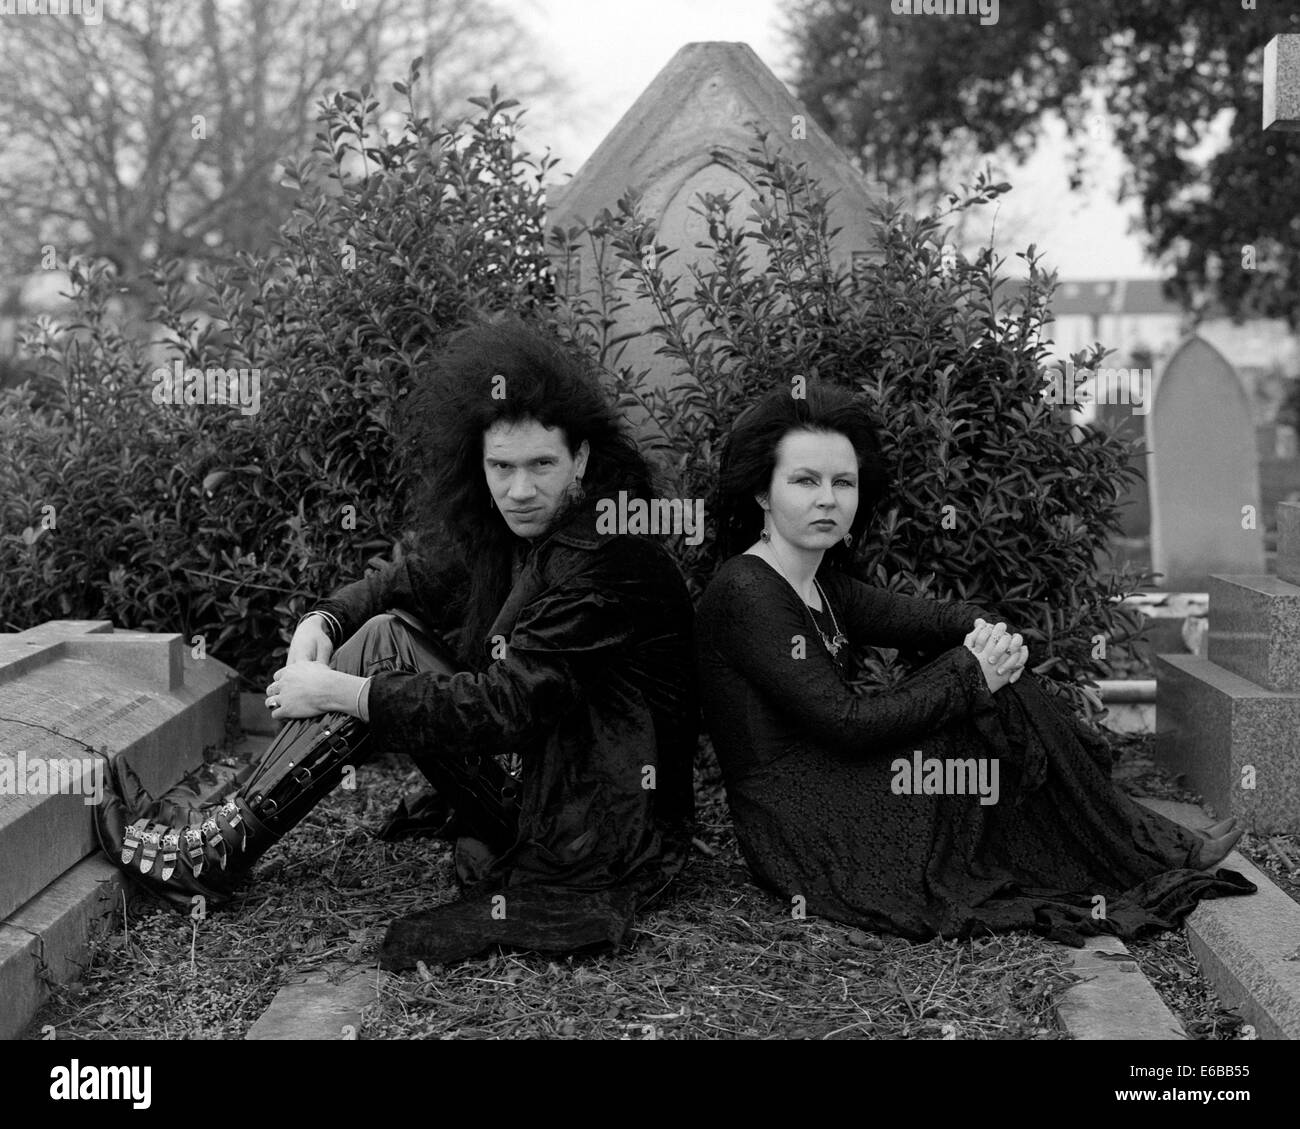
[2,77,1150,728]
[550,139,1153,725]
[0,68,556,688]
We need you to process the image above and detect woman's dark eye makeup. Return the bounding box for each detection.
[790,474,856,486]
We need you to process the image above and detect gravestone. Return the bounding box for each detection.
[1155,501,1300,834]
[1145,336,1264,590]
[547,42,885,393]
[0,619,237,1039]
[1263,34,1300,132]
[1090,353,1153,541]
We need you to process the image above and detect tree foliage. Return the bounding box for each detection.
[0,0,560,281]
[785,0,1300,325]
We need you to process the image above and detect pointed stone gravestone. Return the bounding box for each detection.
[0,619,237,1038]
[1145,336,1264,590]
[547,42,885,394]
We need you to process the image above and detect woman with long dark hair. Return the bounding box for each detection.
[695,381,1253,944]
[97,315,697,967]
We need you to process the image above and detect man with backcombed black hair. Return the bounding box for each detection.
[96,314,698,968]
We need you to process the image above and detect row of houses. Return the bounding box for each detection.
[5,269,1296,389]
[1045,278,1299,436]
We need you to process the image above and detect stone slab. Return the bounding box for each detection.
[0,855,122,1041]
[1056,934,1187,1040]
[1264,34,1300,132]
[1207,574,1300,691]
[245,963,383,1040]
[0,621,238,919]
[1135,798,1300,1041]
[1154,653,1300,833]
[1278,501,1300,586]
[0,754,253,1041]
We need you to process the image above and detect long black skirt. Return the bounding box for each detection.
[724,666,1255,944]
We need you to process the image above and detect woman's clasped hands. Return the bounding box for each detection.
[963,618,1029,693]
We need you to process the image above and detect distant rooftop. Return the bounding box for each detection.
[1048,278,1186,317]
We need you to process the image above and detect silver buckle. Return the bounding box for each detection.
[218,801,246,852]
[160,830,180,880]
[181,826,205,875]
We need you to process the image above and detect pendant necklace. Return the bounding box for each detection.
[810,578,850,659]
[760,536,850,658]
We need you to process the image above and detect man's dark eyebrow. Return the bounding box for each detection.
[485,454,559,466]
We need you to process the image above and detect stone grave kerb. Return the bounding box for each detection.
[547,42,886,395]
[1263,34,1300,132]
[0,618,240,1038]
[0,619,237,922]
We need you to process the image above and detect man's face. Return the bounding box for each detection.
[483,418,590,539]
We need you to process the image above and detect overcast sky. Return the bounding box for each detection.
[511,0,1162,281]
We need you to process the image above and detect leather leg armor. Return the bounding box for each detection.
[94,611,464,910]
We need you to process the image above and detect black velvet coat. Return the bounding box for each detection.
[310,501,698,966]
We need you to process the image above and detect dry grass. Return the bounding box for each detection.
[1239,834,1300,911]
[1126,930,1249,1041]
[30,728,1264,1041]
[29,746,1081,1040]
[361,784,1076,1040]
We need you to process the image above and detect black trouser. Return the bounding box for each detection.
[257,610,519,852]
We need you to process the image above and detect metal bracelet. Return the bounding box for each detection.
[299,610,341,643]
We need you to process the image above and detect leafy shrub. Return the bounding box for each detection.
[0,67,556,688]
[550,139,1153,725]
[2,76,1150,728]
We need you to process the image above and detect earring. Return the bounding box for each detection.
[842,532,854,548]
[567,476,586,504]
[760,528,771,543]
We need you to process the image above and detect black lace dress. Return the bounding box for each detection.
[695,554,1255,944]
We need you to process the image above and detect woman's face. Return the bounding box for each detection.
[759,428,860,553]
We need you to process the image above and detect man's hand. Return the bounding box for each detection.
[266,662,356,720]
[288,614,334,665]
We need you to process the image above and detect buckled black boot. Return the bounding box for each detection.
[94,712,371,911]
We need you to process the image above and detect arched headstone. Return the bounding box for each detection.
[547,42,885,393]
[1146,336,1264,588]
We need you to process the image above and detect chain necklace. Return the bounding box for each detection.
[758,538,850,658]
[810,578,850,658]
